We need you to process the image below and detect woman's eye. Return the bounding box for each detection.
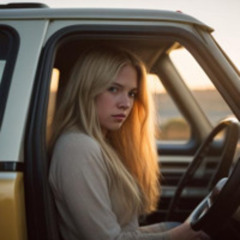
[108,86,118,93]
[129,91,138,98]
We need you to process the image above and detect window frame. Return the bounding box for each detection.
[24,23,240,239]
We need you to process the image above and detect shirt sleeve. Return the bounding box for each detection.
[49,132,171,240]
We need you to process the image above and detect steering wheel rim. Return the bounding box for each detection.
[166,118,240,220]
[187,157,240,237]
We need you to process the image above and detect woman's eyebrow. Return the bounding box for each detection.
[112,82,123,88]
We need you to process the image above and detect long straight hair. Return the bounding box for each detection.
[49,46,160,221]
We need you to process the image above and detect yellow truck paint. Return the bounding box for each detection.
[0,172,27,240]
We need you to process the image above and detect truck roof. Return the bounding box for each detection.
[0,6,213,32]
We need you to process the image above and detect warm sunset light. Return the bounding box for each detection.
[148,47,216,94]
[169,48,215,91]
[147,74,165,93]
[50,68,60,92]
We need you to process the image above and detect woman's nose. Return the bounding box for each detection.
[117,94,131,109]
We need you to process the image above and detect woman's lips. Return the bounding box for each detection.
[112,114,126,121]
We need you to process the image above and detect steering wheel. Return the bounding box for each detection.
[166,118,240,220]
[187,157,240,237]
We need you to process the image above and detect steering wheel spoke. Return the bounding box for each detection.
[188,164,240,237]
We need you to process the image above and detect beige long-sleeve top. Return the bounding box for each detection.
[49,131,171,240]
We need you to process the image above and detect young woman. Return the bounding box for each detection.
[48,46,210,240]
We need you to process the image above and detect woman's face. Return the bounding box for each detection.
[95,64,138,135]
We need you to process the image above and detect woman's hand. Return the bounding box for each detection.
[169,222,210,240]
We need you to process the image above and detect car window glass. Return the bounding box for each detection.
[169,46,234,126]
[148,74,190,143]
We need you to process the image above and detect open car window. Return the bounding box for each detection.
[169,45,234,125]
[150,43,234,145]
[46,33,237,158]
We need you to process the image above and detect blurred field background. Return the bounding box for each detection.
[154,89,232,140]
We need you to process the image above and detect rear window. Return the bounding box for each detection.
[0,26,19,128]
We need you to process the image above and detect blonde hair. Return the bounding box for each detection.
[49,46,160,220]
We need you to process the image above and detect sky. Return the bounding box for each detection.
[2,0,240,70]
